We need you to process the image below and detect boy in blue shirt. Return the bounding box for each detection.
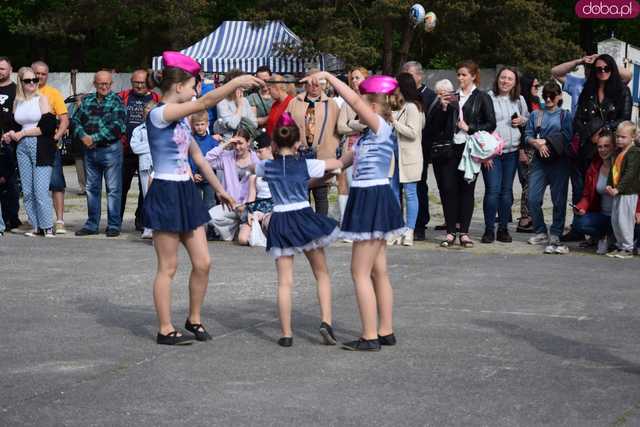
[189,111,220,239]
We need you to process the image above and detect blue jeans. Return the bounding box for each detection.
[482,151,518,232]
[403,182,418,230]
[196,182,217,210]
[49,149,66,191]
[0,204,4,232]
[84,143,123,232]
[528,157,570,237]
[573,212,611,240]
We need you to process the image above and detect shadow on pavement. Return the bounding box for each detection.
[474,319,640,376]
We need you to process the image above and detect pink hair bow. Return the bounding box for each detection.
[277,112,296,128]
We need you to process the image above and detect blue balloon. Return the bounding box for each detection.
[410,4,426,25]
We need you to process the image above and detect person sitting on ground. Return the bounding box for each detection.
[237,133,274,246]
[205,127,259,241]
[605,121,640,259]
[572,130,617,254]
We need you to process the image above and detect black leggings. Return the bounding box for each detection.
[309,185,329,216]
[432,151,476,234]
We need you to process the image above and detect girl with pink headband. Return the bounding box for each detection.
[301,72,405,352]
[255,112,347,347]
[144,51,263,345]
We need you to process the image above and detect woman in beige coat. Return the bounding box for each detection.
[389,72,425,246]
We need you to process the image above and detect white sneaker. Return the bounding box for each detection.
[54,221,66,234]
[44,228,55,238]
[24,229,38,237]
[544,244,557,254]
[554,244,569,254]
[387,236,401,246]
[528,233,549,245]
[141,228,153,239]
[401,230,414,246]
[596,237,609,255]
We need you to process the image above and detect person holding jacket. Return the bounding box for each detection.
[482,66,529,243]
[442,60,496,248]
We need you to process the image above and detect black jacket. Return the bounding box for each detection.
[574,86,632,141]
[34,113,58,167]
[420,85,438,161]
[0,142,15,182]
[460,89,496,135]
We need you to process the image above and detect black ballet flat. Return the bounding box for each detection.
[378,333,397,346]
[319,322,337,345]
[185,319,212,341]
[341,338,381,352]
[278,337,293,347]
[156,330,194,346]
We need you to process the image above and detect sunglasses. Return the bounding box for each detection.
[542,93,559,101]
[22,78,39,85]
[595,66,611,74]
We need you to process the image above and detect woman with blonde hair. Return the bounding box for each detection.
[2,67,54,237]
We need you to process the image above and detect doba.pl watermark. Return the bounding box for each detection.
[575,0,640,18]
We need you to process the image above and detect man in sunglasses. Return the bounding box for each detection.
[551,54,632,114]
[71,70,126,237]
[117,70,159,234]
[32,60,69,235]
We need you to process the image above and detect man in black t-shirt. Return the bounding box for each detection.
[0,56,22,230]
[117,69,159,231]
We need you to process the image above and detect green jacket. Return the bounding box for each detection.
[608,145,640,195]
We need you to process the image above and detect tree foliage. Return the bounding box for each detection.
[0,0,636,78]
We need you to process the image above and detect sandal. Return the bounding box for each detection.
[156,330,194,346]
[185,318,213,341]
[459,233,474,248]
[440,234,456,247]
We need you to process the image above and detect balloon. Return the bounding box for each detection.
[424,11,437,32]
[410,4,426,26]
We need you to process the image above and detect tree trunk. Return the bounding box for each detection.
[397,19,415,73]
[382,18,393,75]
[579,20,594,54]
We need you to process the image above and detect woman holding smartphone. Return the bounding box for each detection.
[482,66,529,243]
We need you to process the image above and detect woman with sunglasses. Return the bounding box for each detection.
[574,54,632,182]
[1,67,54,237]
[525,81,573,254]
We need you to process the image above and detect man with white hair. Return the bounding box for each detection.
[32,60,70,235]
[400,61,437,240]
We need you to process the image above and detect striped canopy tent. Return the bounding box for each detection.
[152,21,323,73]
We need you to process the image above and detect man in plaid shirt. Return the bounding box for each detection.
[72,70,126,237]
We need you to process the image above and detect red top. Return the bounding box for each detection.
[266,95,293,137]
[576,156,640,214]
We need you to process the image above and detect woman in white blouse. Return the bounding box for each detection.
[215,70,258,138]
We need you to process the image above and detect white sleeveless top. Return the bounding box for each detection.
[14,96,42,130]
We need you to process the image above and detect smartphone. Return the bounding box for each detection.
[511,112,519,120]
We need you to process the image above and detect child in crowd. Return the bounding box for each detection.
[237,133,274,246]
[255,113,345,348]
[303,72,405,352]
[144,51,262,345]
[189,111,220,210]
[189,111,220,240]
[605,121,640,259]
[130,101,157,239]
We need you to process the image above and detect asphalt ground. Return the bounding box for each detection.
[1,167,640,426]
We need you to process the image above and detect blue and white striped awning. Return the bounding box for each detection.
[152,21,323,73]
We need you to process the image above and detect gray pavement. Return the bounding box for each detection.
[1,167,640,426]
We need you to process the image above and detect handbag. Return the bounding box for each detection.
[248,216,267,247]
[430,140,455,160]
